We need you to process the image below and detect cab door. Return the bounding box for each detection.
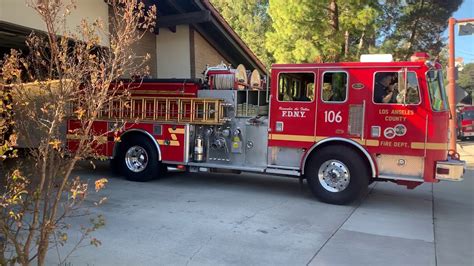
[315,70,351,139]
[365,69,428,180]
[268,70,318,155]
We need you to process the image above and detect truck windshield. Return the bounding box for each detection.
[426,70,448,111]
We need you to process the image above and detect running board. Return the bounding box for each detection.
[187,162,265,173]
[266,165,300,170]
[378,174,424,182]
[186,163,301,176]
[265,168,301,176]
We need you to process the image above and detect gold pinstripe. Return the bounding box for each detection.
[411,142,448,150]
[269,134,446,150]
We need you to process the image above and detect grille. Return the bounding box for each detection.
[349,105,363,136]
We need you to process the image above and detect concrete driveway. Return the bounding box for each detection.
[48,150,474,265]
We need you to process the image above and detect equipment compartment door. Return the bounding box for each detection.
[268,70,317,149]
[245,121,269,167]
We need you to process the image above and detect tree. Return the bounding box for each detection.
[376,0,463,60]
[0,0,156,265]
[265,0,378,63]
[214,0,462,65]
[337,0,380,61]
[211,0,273,67]
[458,63,474,93]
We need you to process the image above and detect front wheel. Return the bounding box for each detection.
[115,135,161,182]
[306,145,369,205]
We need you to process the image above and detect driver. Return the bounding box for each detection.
[374,73,398,103]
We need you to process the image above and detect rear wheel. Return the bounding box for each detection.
[115,135,160,182]
[306,145,369,205]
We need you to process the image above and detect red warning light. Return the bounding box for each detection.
[410,52,430,62]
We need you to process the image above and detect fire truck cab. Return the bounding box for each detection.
[67,54,465,205]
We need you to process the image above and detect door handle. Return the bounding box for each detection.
[276,121,284,132]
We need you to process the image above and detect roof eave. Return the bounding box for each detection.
[196,0,267,74]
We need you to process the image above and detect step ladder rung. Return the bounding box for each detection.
[98,97,227,125]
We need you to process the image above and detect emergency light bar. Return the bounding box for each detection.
[410,52,430,62]
[360,54,393,62]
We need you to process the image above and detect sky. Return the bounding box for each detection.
[448,0,474,63]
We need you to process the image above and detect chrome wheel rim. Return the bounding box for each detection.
[125,146,148,173]
[318,160,350,192]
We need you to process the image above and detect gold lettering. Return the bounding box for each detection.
[390,110,414,116]
[393,142,409,148]
[384,116,407,122]
[380,141,392,147]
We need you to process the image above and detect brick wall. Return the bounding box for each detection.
[193,28,229,79]
[131,31,157,78]
[109,6,157,78]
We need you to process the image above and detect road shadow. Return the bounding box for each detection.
[73,160,316,202]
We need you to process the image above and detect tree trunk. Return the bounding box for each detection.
[405,0,425,60]
[344,30,349,58]
[0,235,6,266]
[329,0,340,61]
[36,235,50,266]
[329,0,339,31]
[357,31,365,57]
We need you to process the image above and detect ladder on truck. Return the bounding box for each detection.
[98,97,229,125]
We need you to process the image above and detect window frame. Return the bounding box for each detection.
[372,70,422,106]
[320,70,349,104]
[276,71,317,103]
[425,69,449,112]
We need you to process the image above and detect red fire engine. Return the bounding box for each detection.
[67,53,465,204]
[457,105,474,140]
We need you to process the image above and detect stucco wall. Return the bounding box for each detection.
[194,30,229,79]
[156,25,191,79]
[0,0,109,46]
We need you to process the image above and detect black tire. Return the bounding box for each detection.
[115,135,161,182]
[305,145,369,205]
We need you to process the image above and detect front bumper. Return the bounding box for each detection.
[436,159,466,181]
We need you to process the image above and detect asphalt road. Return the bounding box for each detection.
[458,139,474,147]
[46,158,474,265]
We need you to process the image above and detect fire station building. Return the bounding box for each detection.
[0,0,265,78]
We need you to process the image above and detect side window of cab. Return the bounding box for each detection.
[373,72,420,104]
[321,72,348,102]
[278,73,315,102]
